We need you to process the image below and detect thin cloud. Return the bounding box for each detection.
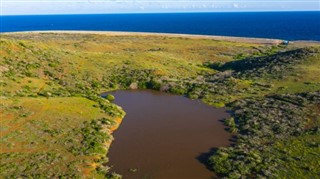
[1,0,319,15]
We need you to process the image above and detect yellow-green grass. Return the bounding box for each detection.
[0,97,120,177]
[0,32,280,177]
[267,53,320,94]
[0,33,284,100]
[0,33,275,79]
[274,133,320,178]
[1,32,319,178]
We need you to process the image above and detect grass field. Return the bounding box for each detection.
[1,32,319,178]
[0,97,117,178]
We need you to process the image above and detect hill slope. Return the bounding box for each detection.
[1,32,319,178]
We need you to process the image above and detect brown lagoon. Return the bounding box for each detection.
[105,90,232,179]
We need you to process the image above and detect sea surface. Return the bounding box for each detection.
[1,12,320,41]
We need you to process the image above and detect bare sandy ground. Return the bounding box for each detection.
[2,30,285,45]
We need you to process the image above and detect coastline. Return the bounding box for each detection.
[2,30,284,45]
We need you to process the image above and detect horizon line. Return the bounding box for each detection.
[2,10,320,16]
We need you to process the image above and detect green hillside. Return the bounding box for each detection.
[1,32,319,178]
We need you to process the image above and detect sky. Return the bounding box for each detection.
[1,0,320,15]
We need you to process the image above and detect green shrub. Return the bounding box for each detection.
[147,79,162,90]
[106,94,115,102]
[169,86,186,95]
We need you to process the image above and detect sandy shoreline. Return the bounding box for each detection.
[2,30,285,45]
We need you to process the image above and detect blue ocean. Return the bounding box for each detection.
[1,12,320,41]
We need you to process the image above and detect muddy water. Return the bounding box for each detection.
[106,90,232,179]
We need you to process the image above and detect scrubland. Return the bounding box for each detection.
[1,32,319,178]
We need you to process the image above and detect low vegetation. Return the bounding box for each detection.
[209,93,320,178]
[0,32,319,178]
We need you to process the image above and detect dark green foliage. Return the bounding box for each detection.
[80,119,110,155]
[168,86,186,95]
[66,117,115,156]
[147,79,162,90]
[208,47,319,79]
[224,117,238,133]
[209,92,320,178]
[0,152,81,178]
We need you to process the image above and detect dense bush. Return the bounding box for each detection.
[209,92,320,178]
[208,47,320,80]
[106,94,115,102]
